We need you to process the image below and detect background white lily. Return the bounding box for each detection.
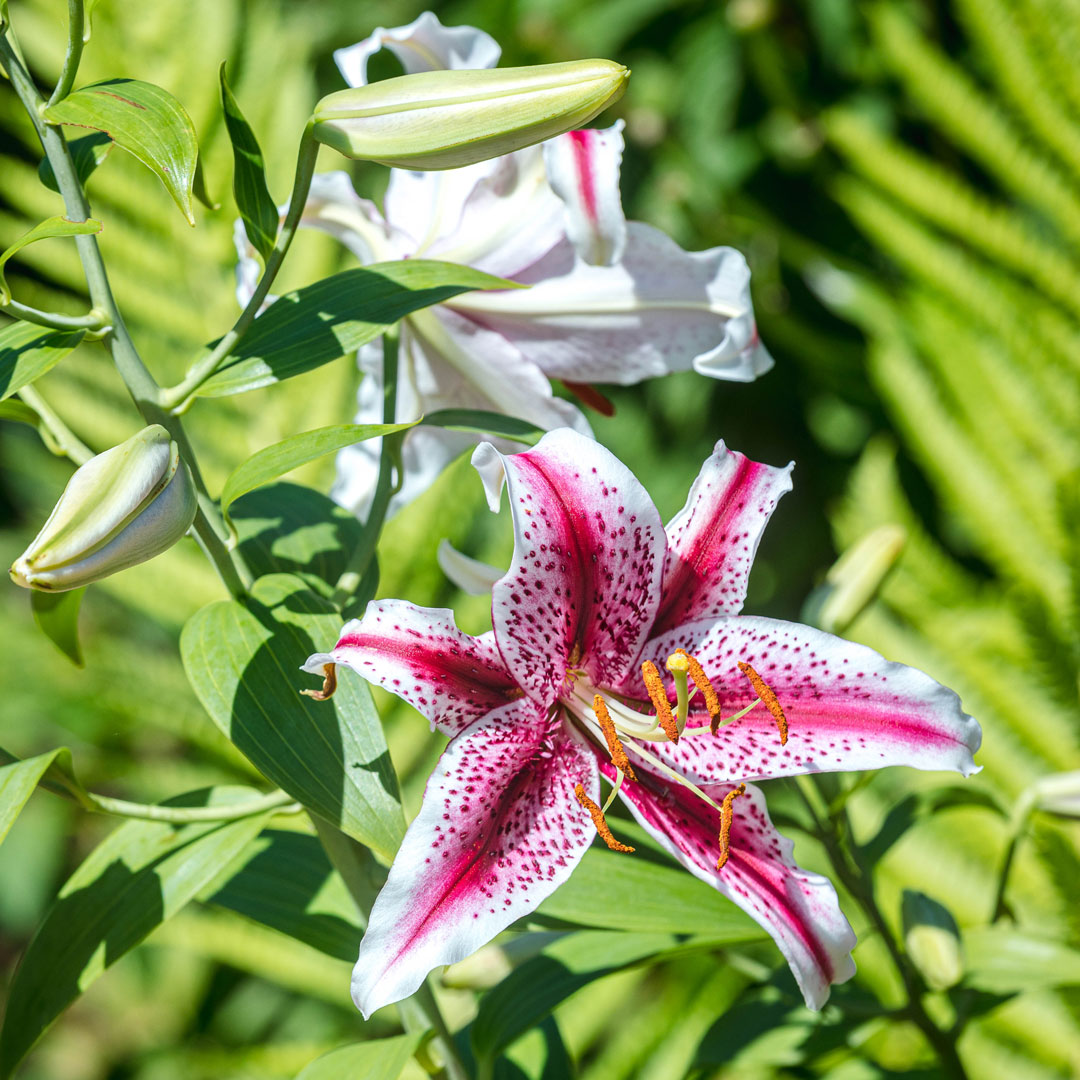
[236,12,773,518]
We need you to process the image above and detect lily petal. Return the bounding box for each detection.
[631,615,981,785]
[543,121,627,266]
[473,428,666,700]
[652,441,793,633]
[303,599,518,736]
[334,11,501,89]
[352,703,598,1017]
[449,222,774,385]
[613,769,857,1009]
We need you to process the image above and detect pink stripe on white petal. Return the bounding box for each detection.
[632,616,981,785]
[612,769,856,1009]
[543,122,627,266]
[477,429,666,701]
[652,442,793,633]
[304,600,518,736]
[352,703,598,1018]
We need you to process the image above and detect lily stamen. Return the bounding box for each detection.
[574,784,635,853]
[593,694,637,781]
[738,661,788,745]
[301,663,338,701]
[674,648,723,733]
[716,783,747,870]
[641,660,680,742]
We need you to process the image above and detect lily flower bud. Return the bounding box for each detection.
[1028,770,1080,819]
[312,59,629,169]
[901,889,964,991]
[10,425,197,591]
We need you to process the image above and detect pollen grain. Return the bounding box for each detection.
[641,660,680,742]
[574,784,635,853]
[593,695,637,781]
[716,783,747,870]
[737,661,788,745]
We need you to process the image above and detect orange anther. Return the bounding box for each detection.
[737,661,788,745]
[641,660,679,742]
[301,663,337,701]
[716,783,746,870]
[575,784,635,853]
[676,648,723,734]
[593,695,637,781]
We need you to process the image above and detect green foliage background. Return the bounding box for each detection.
[1,0,1079,1076]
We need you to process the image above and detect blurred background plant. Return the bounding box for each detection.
[1,0,1078,1076]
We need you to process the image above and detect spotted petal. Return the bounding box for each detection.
[302,599,518,736]
[334,11,501,89]
[629,615,981,785]
[613,770,856,1008]
[473,428,666,701]
[352,703,597,1017]
[652,441,793,633]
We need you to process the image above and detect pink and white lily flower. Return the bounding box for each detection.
[237,12,772,517]
[303,429,981,1017]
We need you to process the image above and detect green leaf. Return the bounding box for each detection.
[220,422,415,521]
[38,132,113,193]
[0,751,62,848]
[422,409,546,446]
[296,1033,423,1080]
[0,216,102,304]
[219,63,279,262]
[0,399,42,426]
[963,926,1080,993]
[30,587,86,667]
[192,153,218,211]
[180,573,404,860]
[0,321,85,400]
[0,788,273,1078]
[43,79,200,225]
[197,261,520,397]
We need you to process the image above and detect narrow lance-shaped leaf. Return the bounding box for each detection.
[0,750,65,848]
[0,216,102,304]
[0,322,85,401]
[38,132,112,193]
[31,587,86,666]
[0,788,273,1078]
[196,261,522,397]
[219,421,416,522]
[0,399,43,427]
[220,63,278,261]
[422,408,546,445]
[44,79,200,225]
[295,1033,424,1080]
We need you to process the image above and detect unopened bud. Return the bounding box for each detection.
[10,425,197,591]
[312,59,629,170]
[1028,770,1080,819]
[809,524,906,634]
[901,889,963,991]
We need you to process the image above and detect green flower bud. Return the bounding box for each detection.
[312,59,629,170]
[901,889,964,991]
[1028,770,1080,819]
[10,425,197,591]
[812,524,906,635]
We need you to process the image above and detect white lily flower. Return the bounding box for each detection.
[235,13,773,518]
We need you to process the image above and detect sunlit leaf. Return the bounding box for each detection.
[963,926,1080,992]
[44,79,200,225]
[0,751,62,847]
[0,399,41,427]
[0,216,102,304]
[30,587,85,667]
[37,132,113,193]
[0,322,85,400]
[295,1033,424,1080]
[422,409,546,446]
[180,573,404,860]
[196,261,520,397]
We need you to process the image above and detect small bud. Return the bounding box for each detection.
[312,59,629,170]
[10,425,197,591]
[901,889,963,991]
[1028,770,1080,819]
[810,524,906,634]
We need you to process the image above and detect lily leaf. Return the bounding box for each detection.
[30,587,86,667]
[38,132,113,193]
[219,63,278,262]
[0,751,64,848]
[0,399,42,427]
[422,409,546,446]
[44,79,200,225]
[196,261,520,397]
[219,421,415,522]
[0,216,102,304]
[0,788,273,1078]
[0,321,85,401]
[296,1033,424,1080]
[180,573,404,860]
[963,926,1080,992]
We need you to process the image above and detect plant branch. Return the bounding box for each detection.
[86,788,299,823]
[1,297,109,332]
[48,0,84,106]
[18,384,93,463]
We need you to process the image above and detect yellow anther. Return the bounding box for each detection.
[593,695,637,781]
[575,784,635,853]
[641,660,679,742]
[716,783,746,870]
[301,663,338,702]
[676,649,723,734]
[737,662,788,745]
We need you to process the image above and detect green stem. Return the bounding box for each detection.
[990,797,1032,922]
[794,777,970,1080]
[0,35,251,599]
[332,328,399,608]
[18,384,93,463]
[159,125,319,410]
[47,0,84,106]
[86,788,298,823]
[1,297,108,332]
